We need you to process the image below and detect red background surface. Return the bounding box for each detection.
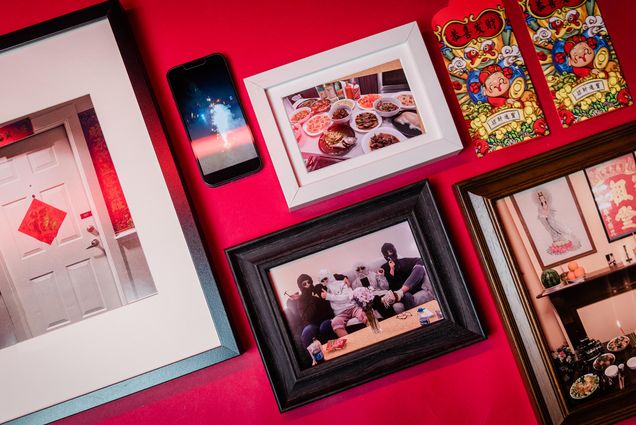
[2,0,636,423]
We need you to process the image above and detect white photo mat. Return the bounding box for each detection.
[0,19,224,422]
[245,22,462,209]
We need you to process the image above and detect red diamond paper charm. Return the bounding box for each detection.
[18,198,67,245]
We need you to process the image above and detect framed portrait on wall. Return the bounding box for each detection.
[585,152,636,242]
[227,181,484,411]
[511,176,596,269]
[244,22,462,210]
[0,2,238,423]
[456,122,636,425]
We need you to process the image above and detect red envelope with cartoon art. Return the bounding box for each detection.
[433,1,549,157]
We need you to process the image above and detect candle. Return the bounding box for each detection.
[617,320,625,335]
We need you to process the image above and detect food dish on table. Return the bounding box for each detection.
[627,357,636,371]
[357,94,381,110]
[607,335,631,352]
[318,124,356,155]
[352,111,381,132]
[330,106,351,124]
[395,91,416,109]
[290,107,311,124]
[361,128,405,154]
[333,98,356,110]
[293,98,318,109]
[392,110,424,137]
[569,374,599,399]
[303,113,333,137]
[592,353,615,370]
[374,97,401,118]
[311,99,332,114]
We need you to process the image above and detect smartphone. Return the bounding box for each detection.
[167,54,261,186]
[360,277,370,288]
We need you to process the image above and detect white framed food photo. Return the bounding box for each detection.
[244,22,462,209]
[0,3,238,423]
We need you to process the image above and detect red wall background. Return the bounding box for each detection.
[2,0,635,423]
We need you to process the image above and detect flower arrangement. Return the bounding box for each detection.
[552,344,578,385]
[352,287,374,310]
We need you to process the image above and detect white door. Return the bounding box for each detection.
[0,125,122,338]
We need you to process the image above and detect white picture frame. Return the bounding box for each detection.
[244,22,462,209]
[0,4,238,423]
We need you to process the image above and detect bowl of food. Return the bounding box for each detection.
[357,94,381,110]
[592,353,615,371]
[392,110,424,137]
[329,105,352,124]
[351,110,381,133]
[318,124,357,156]
[289,107,312,125]
[627,357,636,371]
[293,98,318,109]
[607,335,631,353]
[302,113,333,137]
[569,374,599,400]
[333,98,356,110]
[361,127,405,153]
[310,98,332,114]
[373,97,401,117]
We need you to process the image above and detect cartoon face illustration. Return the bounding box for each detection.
[480,66,513,98]
[567,40,594,68]
[483,71,510,97]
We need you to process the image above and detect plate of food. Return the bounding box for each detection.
[329,105,352,124]
[289,107,311,125]
[373,97,401,118]
[303,113,333,137]
[333,98,356,110]
[569,374,599,400]
[293,98,318,109]
[394,91,416,109]
[607,335,631,353]
[357,94,381,110]
[310,99,332,114]
[361,127,405,154]
[318,124,357,156]
[351,110,381,133]
[592,353,615,370]
[392,110,424,137]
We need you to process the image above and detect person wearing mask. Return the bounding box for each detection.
[378,242,435,313]
[291,273,334,353]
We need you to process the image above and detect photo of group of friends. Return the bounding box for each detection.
[270,222,439,368]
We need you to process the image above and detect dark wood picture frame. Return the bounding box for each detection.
[226,180,485,411]
[0,2,239,423]
[455,121,636,425]
[584,152,636,243]
[510,176,596,269]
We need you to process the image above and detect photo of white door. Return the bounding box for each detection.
[0,103,128,341]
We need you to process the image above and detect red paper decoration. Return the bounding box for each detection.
[18,198,67,245]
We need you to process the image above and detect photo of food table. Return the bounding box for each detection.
[281,60,425,172]
[537,262,636,405]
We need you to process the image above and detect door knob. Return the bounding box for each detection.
[86,239,100,249]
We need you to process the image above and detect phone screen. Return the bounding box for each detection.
[168,54,260,185]
[360,277,370,288]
